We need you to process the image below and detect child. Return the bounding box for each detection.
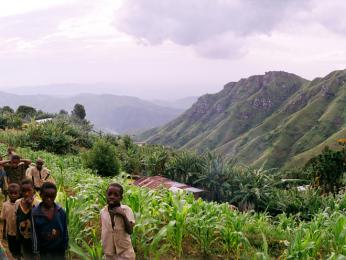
[32,182,68,260]
[1,183,21,259]
[16,178,40,260]
[0,155,32,185]
[100,183,136,260]
[26,158,55,192]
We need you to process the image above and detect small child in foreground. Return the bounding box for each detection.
[16,178,40,260]
[100,183,135,260]
[32,182,68,260]
[1,183,21,259]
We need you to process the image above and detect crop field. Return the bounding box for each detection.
[1,144,346,259]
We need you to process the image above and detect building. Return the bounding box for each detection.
[133,176,204,198]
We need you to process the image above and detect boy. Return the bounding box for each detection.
[32,182,68,260]
[100,183,136,260]
[16,178,40,260]
[0,155,32,186]
[1,183,21,259]
[26,158,55,192]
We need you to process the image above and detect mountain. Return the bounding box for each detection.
[0,93,183,134]
[140,70,346,169]
[5,83,132,97]
[151,97,199,110]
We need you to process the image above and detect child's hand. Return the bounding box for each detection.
[113,207,126,217]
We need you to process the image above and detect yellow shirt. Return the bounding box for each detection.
[0,200,17,236]
[100,205,135,259]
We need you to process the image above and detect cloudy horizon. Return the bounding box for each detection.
[1,0,346,99]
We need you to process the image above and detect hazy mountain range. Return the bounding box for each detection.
[140,70,346,169]
[0,92,197,133]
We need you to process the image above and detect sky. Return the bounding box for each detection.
[0,0,346,99]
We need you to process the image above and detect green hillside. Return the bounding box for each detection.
[140,70,346,168]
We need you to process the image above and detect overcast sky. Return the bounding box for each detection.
[1,0,346,99]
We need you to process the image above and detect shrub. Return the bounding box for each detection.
[305,146,345,194]
[82,139,120,177]
[23,120,76,154]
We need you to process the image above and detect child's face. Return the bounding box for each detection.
[8,187,20,202]
[41,188,57,208]
[21,184,34,199]
[36,161,43,170]
[106,186,122,206]
[10,158,20,168]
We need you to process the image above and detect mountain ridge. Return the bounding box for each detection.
[0,92,187,134]
[140,70,346,168]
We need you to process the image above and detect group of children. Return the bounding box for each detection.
[0,148,136,260]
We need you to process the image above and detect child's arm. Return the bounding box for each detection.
[0,206,6,240]
[2,220,6,240]
[113,208,134,234]
[62,210,69,251]
[20,159,32,165]
[31,214,40,256]
[0,160,10,166]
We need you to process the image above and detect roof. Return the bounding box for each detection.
[36,118,53,123]
[133,176,204,194]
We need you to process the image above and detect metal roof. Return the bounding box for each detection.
[133,176,204,193]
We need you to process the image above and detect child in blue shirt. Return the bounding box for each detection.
[32,182,68,260]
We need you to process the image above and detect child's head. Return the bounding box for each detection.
[20,178,34,199]
[106,183,123,207]
[40,182,57,208]
[36,158,44,171]
[10,154,21,168]
[8,183,20,202]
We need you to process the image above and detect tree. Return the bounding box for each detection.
[82,139,120,177]
[306,146,345,194]
[165,151,206,185]
[1,106,14,114]
[59,109,68,115]
[72,104,86,120]
[16,105,37,119]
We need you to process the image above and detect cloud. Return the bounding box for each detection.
[303,0,346,35]
[0,5,91,39]
[114,0,311,59]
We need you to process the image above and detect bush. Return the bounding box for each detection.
[0,114,23,129]
[305,146,345,194]
[82,139,120,177]
[23,120,76,154]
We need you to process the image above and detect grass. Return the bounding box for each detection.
[140,70,346,170]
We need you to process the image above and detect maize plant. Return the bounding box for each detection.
[0,143,346,259]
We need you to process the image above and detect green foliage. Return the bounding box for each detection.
[306,146,346,194]
[16,105,37,119]
[2,143,346,259]
[23,120,76,154]
[82,139,120,177]
[142,146,169,176]
[0,118,93,154]
[0,106,14,114]
[72,103,86,120]
[0,114,22,129]
[165,150,205,185]
[140,70,346,169]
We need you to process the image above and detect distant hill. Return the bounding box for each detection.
[0,93,184,134]
[151,96,198,109]
[140,70,346,169]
